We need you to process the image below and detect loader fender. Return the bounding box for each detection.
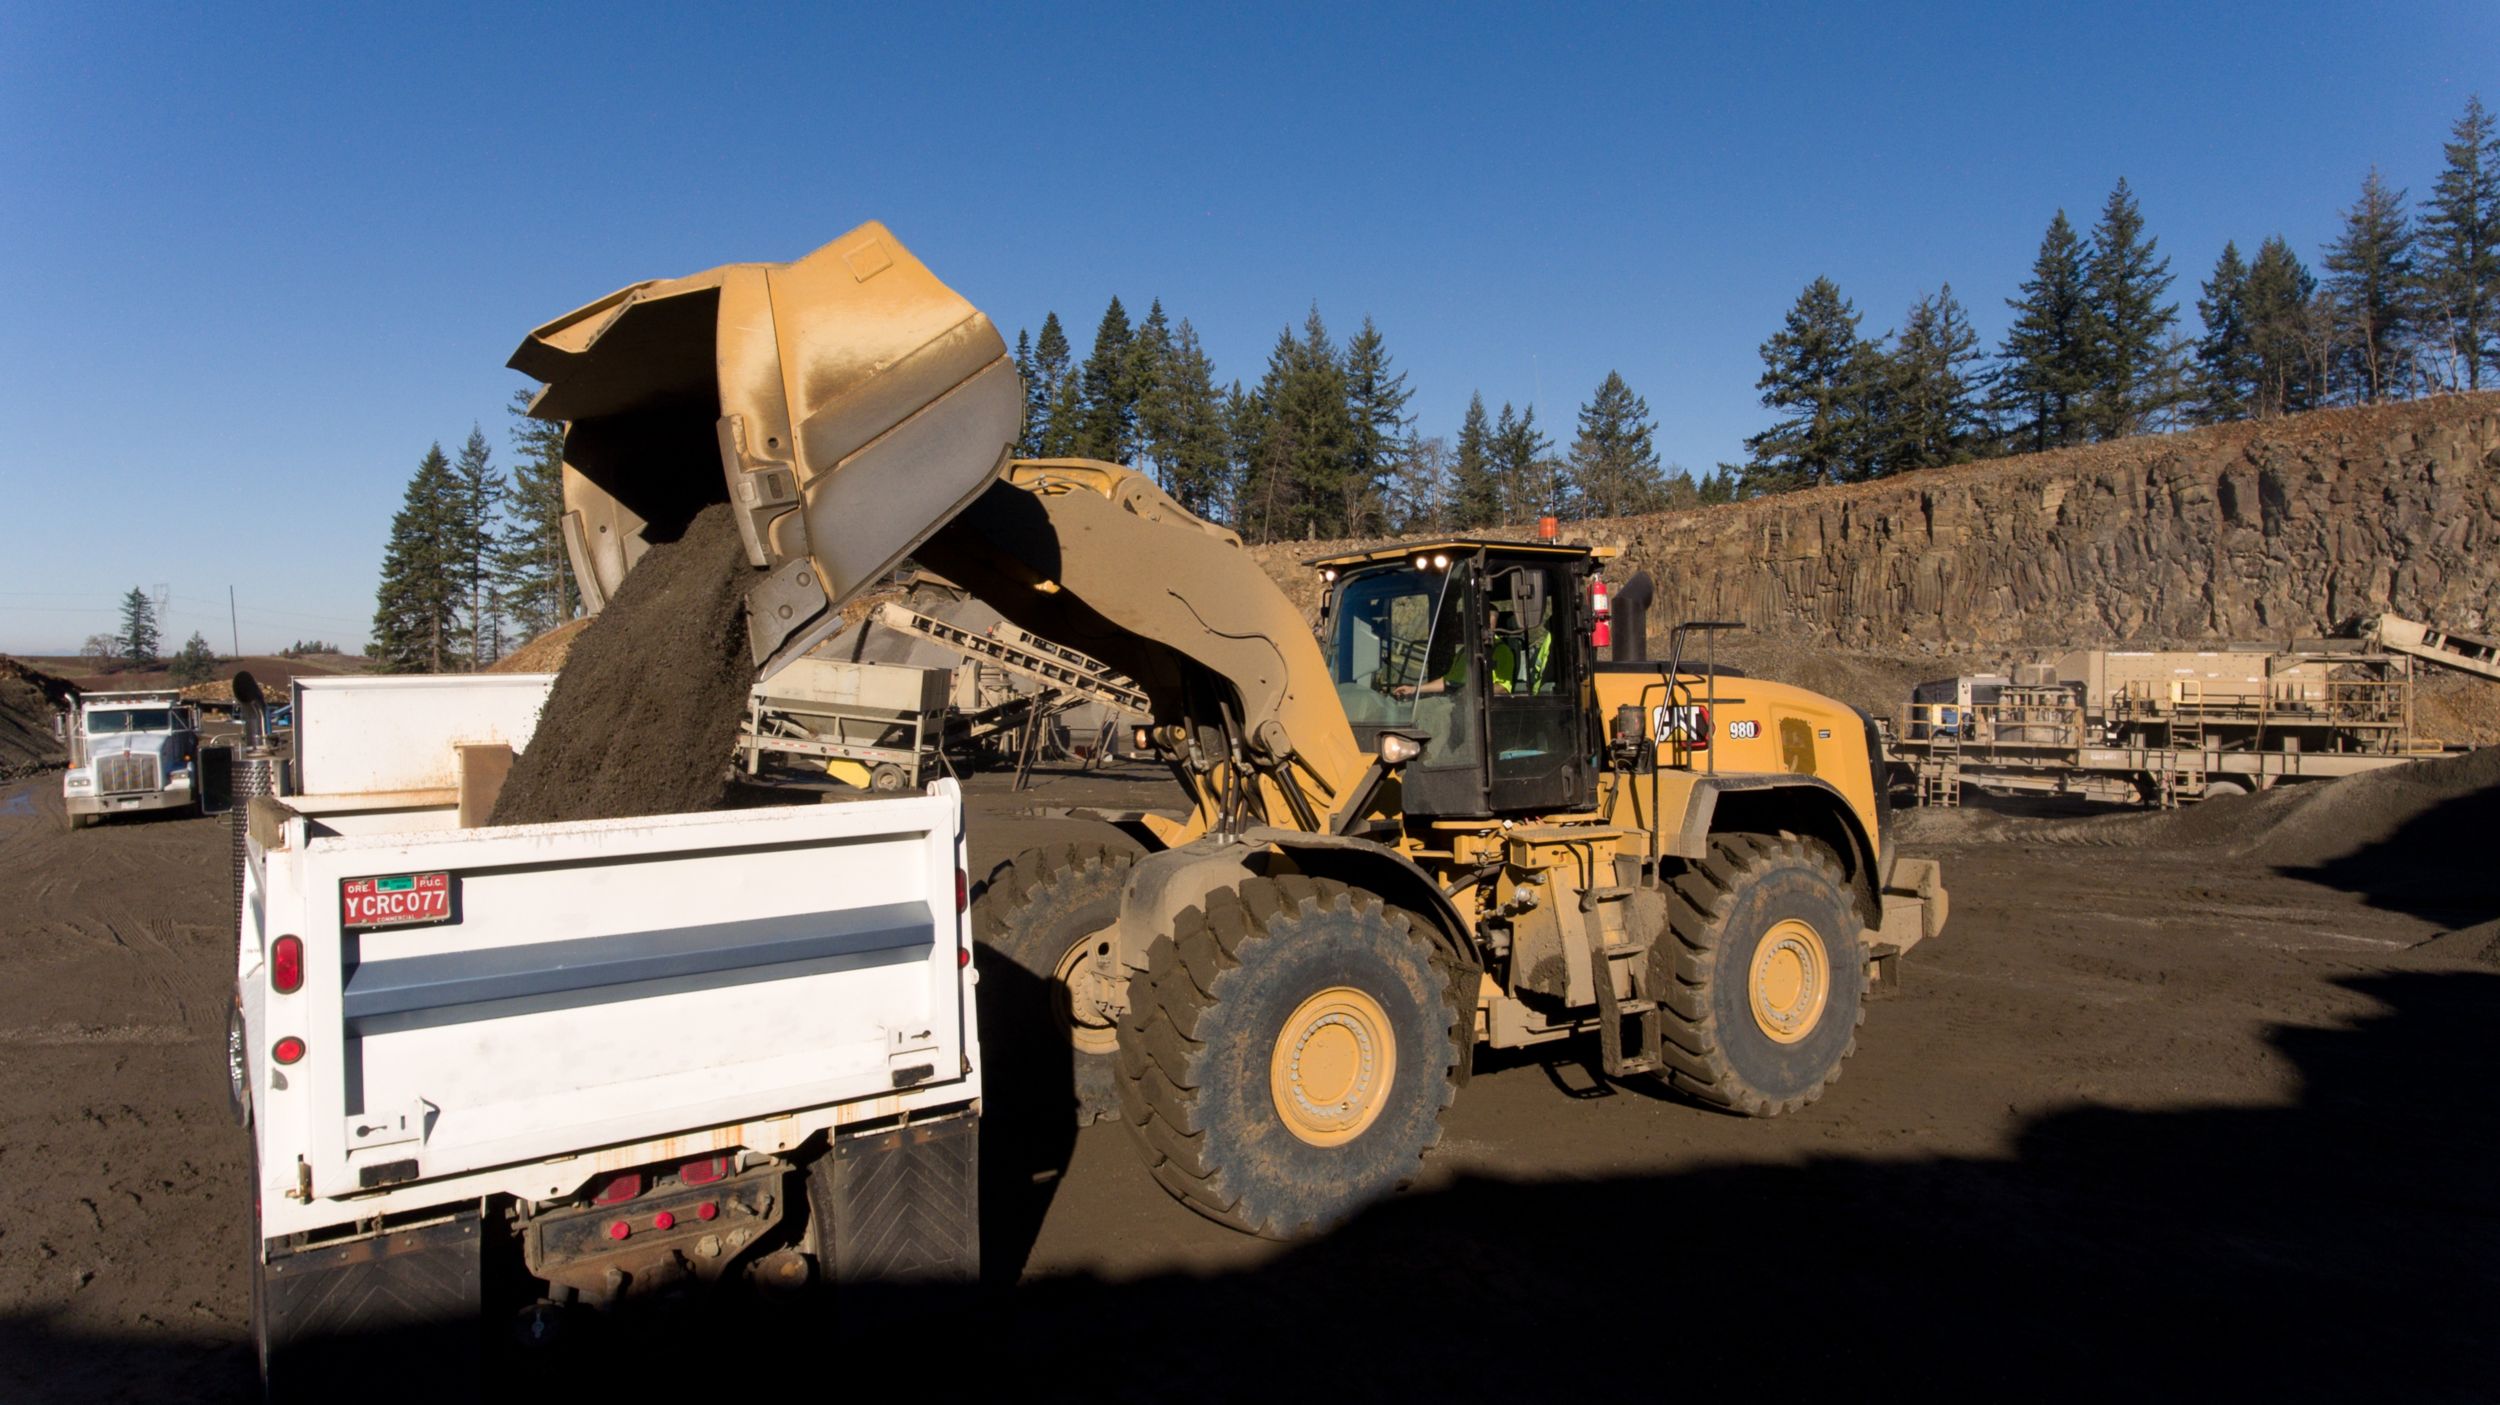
[1114,831,1480,976]
[1670,775,1884,928]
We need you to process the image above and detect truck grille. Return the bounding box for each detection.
[95,752,159,796]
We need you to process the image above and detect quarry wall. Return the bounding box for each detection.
[1250,393,2500,648]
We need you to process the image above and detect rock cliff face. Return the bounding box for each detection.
[1250,394,2500,648]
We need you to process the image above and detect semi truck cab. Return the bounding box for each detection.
[61,689,200,829]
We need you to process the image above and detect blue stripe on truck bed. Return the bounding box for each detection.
[340,902,935,1021]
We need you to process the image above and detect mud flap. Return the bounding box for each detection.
[258,1211,480,1403]
[813,1113,980,1286]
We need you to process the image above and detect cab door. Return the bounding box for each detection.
[1482,560,1592,813]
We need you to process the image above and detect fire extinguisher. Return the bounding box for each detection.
[1590,577,1612,650]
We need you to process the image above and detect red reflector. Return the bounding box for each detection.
[653,1211,675,1231]
[679,1156,730,1187]
[955,869,968,913]
[959,946,972,968]
[608,1220,630,1241]
[272,1036,305,1065]
[271,936,303,994]
[696,1201,718,1221]
[589,1172,643,1205]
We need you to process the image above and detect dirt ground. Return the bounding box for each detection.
[3,759,2496,1401]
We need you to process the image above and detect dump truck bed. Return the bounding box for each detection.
[241,676,979,1240]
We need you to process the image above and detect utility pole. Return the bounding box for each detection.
[229,586,241,659]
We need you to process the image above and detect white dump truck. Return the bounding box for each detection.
[234,674,981,1398]
[60,688,200,828]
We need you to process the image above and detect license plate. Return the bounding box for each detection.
[341,872,454,929]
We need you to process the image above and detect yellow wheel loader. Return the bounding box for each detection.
[512,223,1948,1240]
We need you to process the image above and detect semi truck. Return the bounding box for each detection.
[61,688,200,829]
[234,673,982,1399]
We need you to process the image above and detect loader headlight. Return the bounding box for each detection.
[1378,732,1426,766]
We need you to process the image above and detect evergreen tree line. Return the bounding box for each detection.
[1742,96,2500,494]
[1017,298,1713,542]
[370,392,578,673]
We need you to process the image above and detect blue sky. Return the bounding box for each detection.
[3,2,2493,654]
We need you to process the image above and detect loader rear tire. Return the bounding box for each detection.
[1114,876,1460,1239]
[972,843,1136,1127]
[1655,832,1864,1117]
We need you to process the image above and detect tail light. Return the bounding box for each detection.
[270,935,303,994]
[272,1036,305,1065]
[679,1156,731,1187]
[589,1171,644,1205]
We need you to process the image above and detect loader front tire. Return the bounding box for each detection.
[1115,876,1460,1239]
[1656,832,1865,1117]
[972,843,1136,1126]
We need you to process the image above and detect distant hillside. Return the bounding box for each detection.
[1247,393,2500,650]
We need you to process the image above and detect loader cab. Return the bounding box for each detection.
[1316,541,1598,818]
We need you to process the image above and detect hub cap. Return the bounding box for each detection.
[1269,987,1396,1147]
[1748,918,1829,1045]
[1051,930,1121,1055]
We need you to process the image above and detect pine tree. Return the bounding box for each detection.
[2246,237,2323,415]
[1011,329,1039,456]
[1996,213,2098,453]
[1886,287,1989,472]
[2420,95,2500,391]
[1039,370,1087,458]
[1450,393,1501,528]
[1234,311,1358,539]
[2324,168,2420,402]
[1073,297,1138,462]
[1342,318,1413,537]
[1389,434,1453,533]
[450,425,505,664]
[1162,319,1232,520]
[1025,313,1072,456]
[1129,299,1179,487]
[1490,402,1556,519]
[1745,276,1872,490]
[496,388,579,641]
[1568,371,1668,516]
[118,587,160,667]
[2193,242,2257,423]
[1221,380,1269,535]
[2081,179,2182,438]
[372,443,464,673]
[169,632,217,686]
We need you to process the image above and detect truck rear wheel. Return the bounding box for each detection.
[972,843,1136,1126]
[1655,832,1865,1117]
[1115,876,1460,1239]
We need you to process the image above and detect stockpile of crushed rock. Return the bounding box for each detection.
[1899,747,2500,964]
[0,656,78,780]
[490,504,759,825]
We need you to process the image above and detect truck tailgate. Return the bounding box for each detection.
[262,786,968,1200]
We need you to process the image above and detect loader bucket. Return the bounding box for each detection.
[509,222,1022,675]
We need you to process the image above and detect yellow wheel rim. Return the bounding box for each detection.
[1050,929,1121,1056]
[1748,918,1830,1045]
[1269,987,1397,1147]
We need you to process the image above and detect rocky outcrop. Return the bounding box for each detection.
[1250,394,2500,648]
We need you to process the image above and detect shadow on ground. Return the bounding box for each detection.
[2283,783,2500,929]
[10,966,2495,1403]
